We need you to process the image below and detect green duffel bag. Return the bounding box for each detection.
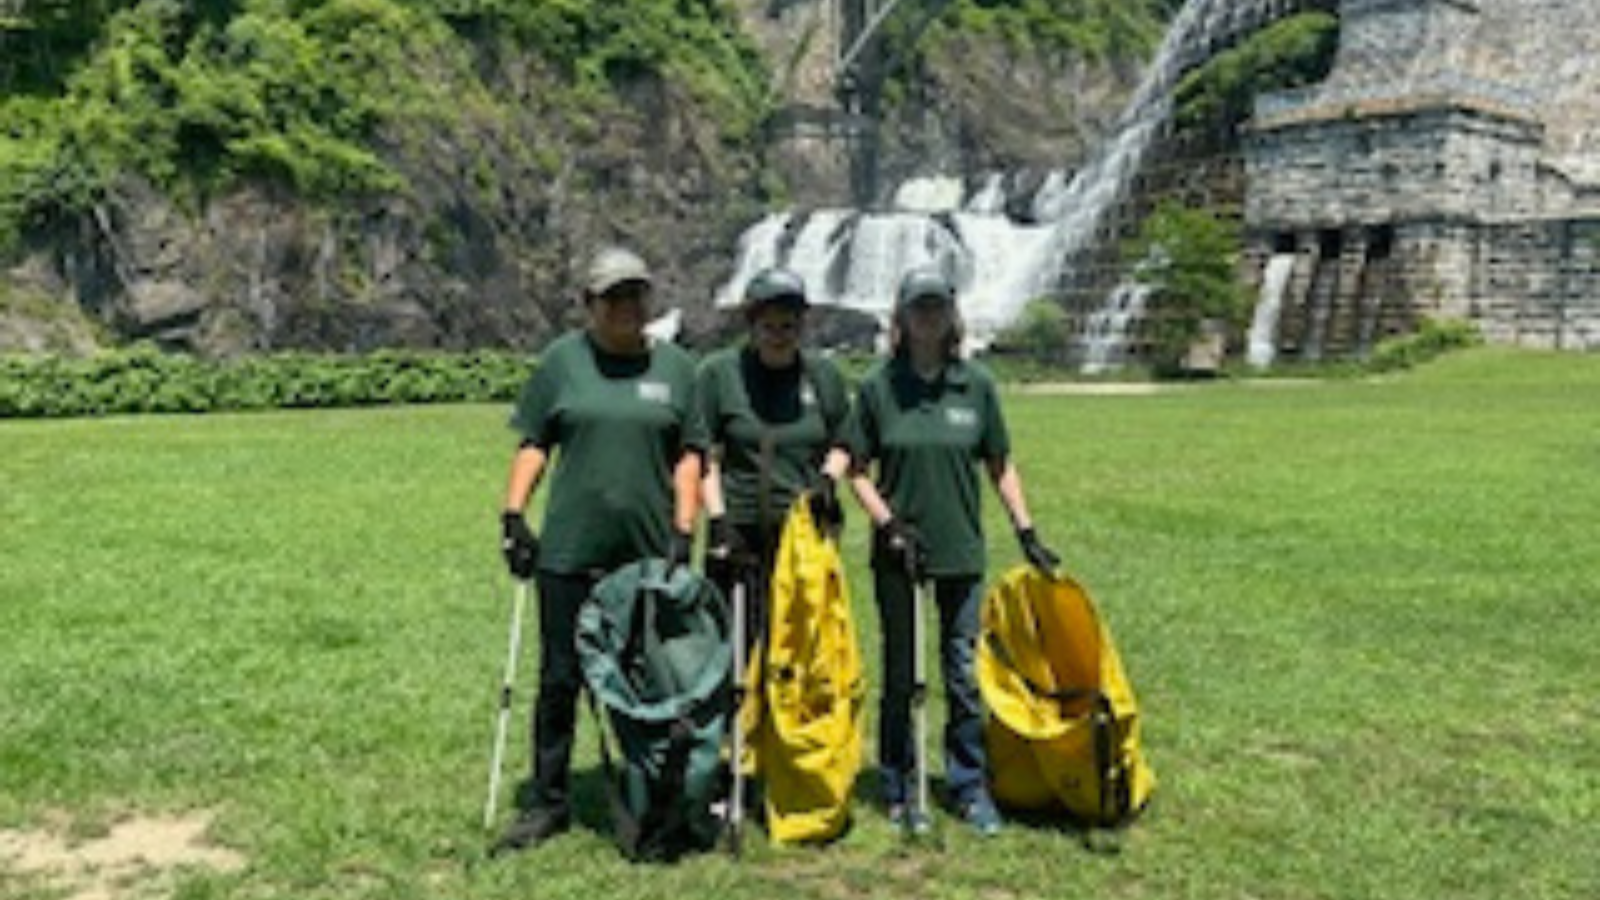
[578,559,731,862]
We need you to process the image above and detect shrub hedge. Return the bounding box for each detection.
[0,345,531,418]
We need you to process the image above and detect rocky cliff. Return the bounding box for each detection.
[0,2,1153,356]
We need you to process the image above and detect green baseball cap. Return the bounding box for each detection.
[743,267,808,310]
[896,265,955,307]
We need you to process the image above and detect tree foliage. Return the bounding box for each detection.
[1174,12,1338,131]
[0,0,769,249]
[1123,199,1247,372]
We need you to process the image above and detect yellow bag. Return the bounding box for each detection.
[977,566,1155,826]
[743,498,865,844]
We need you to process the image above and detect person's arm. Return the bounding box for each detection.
[987,456,1033,531]
[849,469,894,527]
[988,455,1061,571]
[673,449,704,536]
[701,456,727,519]
[820,446,851,483]
[504,443,549,513]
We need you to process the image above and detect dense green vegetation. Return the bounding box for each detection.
[939,0,1179,60]
[2,349,1596,899]
[0,343,531,416]
[0,0,770,249]
[1174,12,1339,131]
[1124,199,1249,371]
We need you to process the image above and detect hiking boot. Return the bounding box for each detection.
[888,803,932,836]
[493,806,571,854]
[960,796,1004,838]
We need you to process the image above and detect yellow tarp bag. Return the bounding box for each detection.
[743,498,865,844]
[977,566,1155,826]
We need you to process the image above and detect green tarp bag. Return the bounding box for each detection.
[578,559,732,861]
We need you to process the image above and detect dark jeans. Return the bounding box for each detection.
[873,567,989,808]
[527,568,600,813]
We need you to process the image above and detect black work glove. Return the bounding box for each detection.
[876,517,926,580]
[706,516,746,563]
[806,475,845,538]
[667,528,694,570]
[1017,526,1061,573]
[500,511,538,580]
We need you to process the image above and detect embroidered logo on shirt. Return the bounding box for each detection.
[946,407,978,428]
[639,381,671,404]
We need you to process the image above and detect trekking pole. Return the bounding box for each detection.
[483,579,529,831]
[911,576,931,834]
[727,575,748,857]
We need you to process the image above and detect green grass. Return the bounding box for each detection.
[2,347,1597,899]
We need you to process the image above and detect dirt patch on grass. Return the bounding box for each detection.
[0,810,243,900]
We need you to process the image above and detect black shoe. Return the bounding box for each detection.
[493,806,571,854]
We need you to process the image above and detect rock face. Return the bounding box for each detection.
[1246,0,1600,356]
[5,52,771,356]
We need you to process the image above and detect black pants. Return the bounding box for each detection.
[528,568,600,813]
[705,521,779,661]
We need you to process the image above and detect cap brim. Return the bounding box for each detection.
[591,275,653,297]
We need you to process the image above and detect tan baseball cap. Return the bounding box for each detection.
[585,246,653,297]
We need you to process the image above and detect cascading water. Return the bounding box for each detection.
[1246,254,1297,368]
[1080,282,1150,375]
[716,0,1238,368]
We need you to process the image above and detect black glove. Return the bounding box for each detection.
[1018,526,1061,573]
[667,528,694,570]
[705,516,748,583]
[500,511,538,580]
[806,475,845,537]
[876,517,926,579]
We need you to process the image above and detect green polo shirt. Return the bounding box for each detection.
[509,331,707,575]
[845,356,1010,577]
[697,347,850,531]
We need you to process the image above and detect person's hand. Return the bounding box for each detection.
[706,517,746,563]
[876,517,926,579]
[500,511,538,580]
[1017,526,1060,573]
[705,517,747,582]
[668,528,694,570]
[807,475,845,537]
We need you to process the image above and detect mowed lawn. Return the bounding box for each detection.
[1,348,1596,900]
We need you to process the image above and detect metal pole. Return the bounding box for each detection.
[728,576,748,856]
[483,580,529,831]
[911,577,930,832]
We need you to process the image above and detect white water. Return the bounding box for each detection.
[715,0,1235,362]
[1079,282,1150,374]
[1246,253,1297,368]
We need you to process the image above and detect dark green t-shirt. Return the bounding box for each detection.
[845,356,1010,577]
[509,331,707,575]
[697,347,849,531]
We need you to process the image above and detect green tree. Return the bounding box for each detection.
[1124,200,1247,373]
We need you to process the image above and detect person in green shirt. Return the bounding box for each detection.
[698,267,851,648]
[845,265,1061,838]
[495,245,707,851]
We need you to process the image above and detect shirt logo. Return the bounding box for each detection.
[638,381,671,404]
[946,407,978,428]
[801,384,817,407]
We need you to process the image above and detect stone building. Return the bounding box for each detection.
[1244,0,1600,358]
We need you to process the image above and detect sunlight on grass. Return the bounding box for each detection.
[2,349,1597,899]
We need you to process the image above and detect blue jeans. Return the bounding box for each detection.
[874,569,990,808]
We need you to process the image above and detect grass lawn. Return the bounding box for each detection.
[1,347,1596,899]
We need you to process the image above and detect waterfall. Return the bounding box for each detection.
[1079,282,1150,375]
[1246,253,1297,368]
[716,0,1236,360]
